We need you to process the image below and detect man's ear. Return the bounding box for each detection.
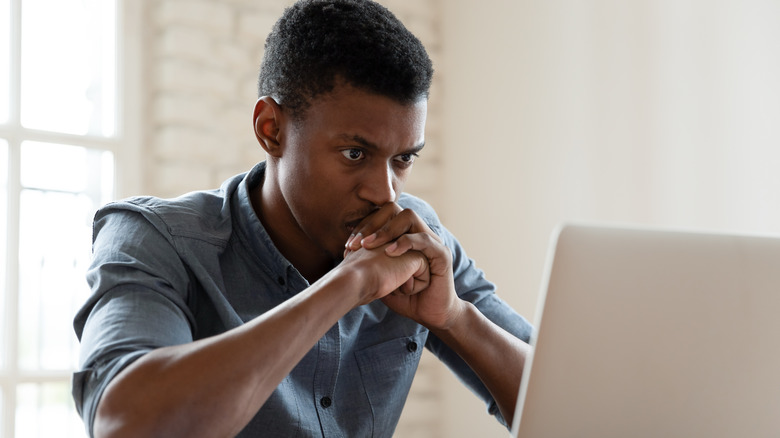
[253,96,285,157]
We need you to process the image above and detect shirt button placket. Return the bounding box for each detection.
[313,323,341,434]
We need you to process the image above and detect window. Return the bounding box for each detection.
[1,1,137,436]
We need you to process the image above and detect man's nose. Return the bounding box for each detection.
[358,163,397,206]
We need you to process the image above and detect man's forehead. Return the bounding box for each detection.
[306,80,427,109]
[295,86,426,124]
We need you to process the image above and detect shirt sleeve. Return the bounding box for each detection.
[72,204,196,437]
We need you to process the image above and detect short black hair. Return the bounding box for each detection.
[257,0,434,119]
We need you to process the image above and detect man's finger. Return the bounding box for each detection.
[384,233,452,277]
[345,203,401,250]
[359,210,440,253]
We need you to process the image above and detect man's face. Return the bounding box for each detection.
[274,84,427,261]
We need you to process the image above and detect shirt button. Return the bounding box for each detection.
[320,396,332,408]
[407,341,418,353]
[277,276,285,286]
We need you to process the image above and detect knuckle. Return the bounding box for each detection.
[422,233,438,245]
[397,208,417,220]
[380,202,402,217]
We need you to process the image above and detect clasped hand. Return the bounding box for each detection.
[343,203,462,330]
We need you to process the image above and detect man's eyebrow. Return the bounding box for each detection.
[338,134,426,154]
[406,142,426,155]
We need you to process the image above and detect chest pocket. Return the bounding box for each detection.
[354,331,428,437]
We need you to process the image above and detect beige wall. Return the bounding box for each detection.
[441,1,780,436]
[443,0,780,321]
[440,3,529,436]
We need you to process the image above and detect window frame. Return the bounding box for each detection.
[0,0,141,436]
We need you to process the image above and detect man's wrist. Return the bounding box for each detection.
[328,259,377,306]
[427,298,471,334]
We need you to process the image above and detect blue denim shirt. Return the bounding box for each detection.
[72,162,533,437]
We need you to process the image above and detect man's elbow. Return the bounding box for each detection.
[93,396,143,438]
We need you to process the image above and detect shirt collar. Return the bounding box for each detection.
[234,162,308,291]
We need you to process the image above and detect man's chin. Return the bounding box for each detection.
[323,227,356,263]
[327,242,349,265]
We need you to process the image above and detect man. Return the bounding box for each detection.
[72,0,533,436]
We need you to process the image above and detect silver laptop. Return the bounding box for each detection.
[511,223,780,438]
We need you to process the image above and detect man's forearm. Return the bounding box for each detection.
[93,266,364,438]
[429,301,531,426]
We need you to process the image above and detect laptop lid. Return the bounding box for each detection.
[511,223,780,438]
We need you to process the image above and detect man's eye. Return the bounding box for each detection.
[395,153,418,165]
[341,149,364,161]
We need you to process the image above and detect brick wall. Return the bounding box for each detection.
[141,0,445,436]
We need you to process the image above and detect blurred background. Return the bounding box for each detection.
[1,0,779,437]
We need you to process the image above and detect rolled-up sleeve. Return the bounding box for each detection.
[72,205,196,437]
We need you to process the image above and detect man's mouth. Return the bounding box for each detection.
[344,209,376,234]
[345,219,362,234]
